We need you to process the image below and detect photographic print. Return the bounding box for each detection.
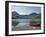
[5,1,45,36]
[12,6,41,31]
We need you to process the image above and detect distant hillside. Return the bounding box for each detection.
[12,11,40,19]
[29,13,38,15]
[12,11,19,16]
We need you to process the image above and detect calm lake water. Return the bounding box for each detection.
[12,19,41,31]
[12,19,40,26]
[12,19,40,22]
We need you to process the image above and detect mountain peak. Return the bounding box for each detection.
[29,13,38,15]
[12,11,19,16]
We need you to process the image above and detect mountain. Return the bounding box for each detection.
[12,12,40,19]
[12,11,19,16]
[29,13,38,15]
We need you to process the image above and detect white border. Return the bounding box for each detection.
[9,3,44,35]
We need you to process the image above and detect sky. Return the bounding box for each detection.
[11,5,41,15]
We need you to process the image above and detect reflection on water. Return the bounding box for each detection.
[12,19,40,22]
[12,19,41,31]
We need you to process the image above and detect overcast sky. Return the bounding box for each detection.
[11,5,41,15]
